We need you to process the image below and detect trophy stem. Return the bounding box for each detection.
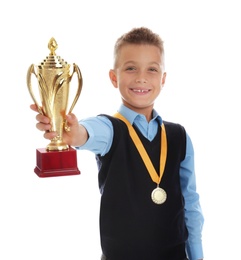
[47,140,69,151]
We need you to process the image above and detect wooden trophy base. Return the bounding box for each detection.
[34,147,80,177]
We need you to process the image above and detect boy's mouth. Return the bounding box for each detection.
[131,88,150,93]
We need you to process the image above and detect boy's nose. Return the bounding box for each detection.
[135,77,147,83]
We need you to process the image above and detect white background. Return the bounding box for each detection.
[1,0,240,259]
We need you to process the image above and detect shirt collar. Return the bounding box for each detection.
[117,104,163,125]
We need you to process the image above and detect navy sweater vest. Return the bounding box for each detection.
[96,115,188,260]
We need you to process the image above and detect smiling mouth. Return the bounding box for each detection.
[131,88,150,93]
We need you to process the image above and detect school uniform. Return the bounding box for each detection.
[77,104,204,260]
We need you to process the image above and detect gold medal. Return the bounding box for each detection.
[114,113,168,205]
[151,187,167,204]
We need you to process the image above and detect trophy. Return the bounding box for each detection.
[27,38,82,177]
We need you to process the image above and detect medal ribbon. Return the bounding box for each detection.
[114,113,167,185]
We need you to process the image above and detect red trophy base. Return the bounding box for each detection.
[34,147,80,178]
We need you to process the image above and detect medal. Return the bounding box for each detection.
[114,113,168,205]
[151,186,167,204]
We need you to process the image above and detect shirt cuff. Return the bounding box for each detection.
[186,241,204,260]
[75,122,95,150]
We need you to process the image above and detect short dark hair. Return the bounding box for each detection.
[113,27,165,68]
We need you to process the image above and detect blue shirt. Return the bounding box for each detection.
[77,104,204,260]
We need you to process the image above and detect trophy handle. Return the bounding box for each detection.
[27,64,44,115]
[67,63,83,114]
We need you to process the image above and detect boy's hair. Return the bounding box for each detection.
[113,27,165,68]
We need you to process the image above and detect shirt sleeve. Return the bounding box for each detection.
[75,115,114,156]
[180,133,204,260]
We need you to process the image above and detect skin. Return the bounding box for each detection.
[31,43,166,147]
[109,44,166,122]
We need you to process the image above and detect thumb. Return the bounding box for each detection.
[65,113,79,127]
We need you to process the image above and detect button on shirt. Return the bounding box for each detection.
[77,104,204,260]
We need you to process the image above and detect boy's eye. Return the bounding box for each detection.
[149,68,158,72]
[126,67,136,71]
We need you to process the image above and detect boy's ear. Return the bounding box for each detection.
[109,69,118,88]
[161,72,167,85]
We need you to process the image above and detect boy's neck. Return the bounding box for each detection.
[123,103,154,122]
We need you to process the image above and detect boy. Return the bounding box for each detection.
[31,27,204,260]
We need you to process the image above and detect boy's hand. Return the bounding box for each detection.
[30,104,87,147]
[30,104,56,140]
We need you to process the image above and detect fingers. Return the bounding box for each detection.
[35,120,57,140]
[30,104,79,143]
[43,131,57,140]
[36,122,51,131]
[35,112,51,133]
[30,104,38,112]
[36,113,50,124]
[65,113,79,126]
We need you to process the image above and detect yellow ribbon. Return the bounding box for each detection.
[114,112,167,185]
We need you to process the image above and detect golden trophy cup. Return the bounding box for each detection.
[27,38,82,177]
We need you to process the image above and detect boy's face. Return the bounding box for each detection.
[109,44,166,117]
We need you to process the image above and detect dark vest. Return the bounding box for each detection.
[96,115,188,260]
